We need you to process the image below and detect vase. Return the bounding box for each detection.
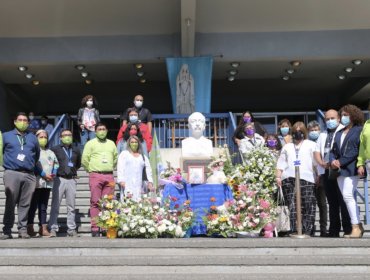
[106,227,118,239]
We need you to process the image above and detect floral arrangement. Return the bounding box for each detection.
[208,144,235,177]
[228,146,278,194]
[203,197,233,237]
[156,197,194,238]
[96,194,121,229]
[119,193,160,238]
[159,161,186,188]
[203,146,278,238]
[96,193,194,239]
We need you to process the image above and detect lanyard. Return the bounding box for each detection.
[62,147,72,162]
[17,135,25,151]
[294,142,302,160]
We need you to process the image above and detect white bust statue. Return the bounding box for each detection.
[181,112,213,158]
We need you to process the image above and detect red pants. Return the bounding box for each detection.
[89,172,115,232]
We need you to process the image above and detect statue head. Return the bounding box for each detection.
[188,112,206,139]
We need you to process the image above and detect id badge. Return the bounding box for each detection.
[293,160,301,166]
[17,154,26,162]
[68,162,74,167]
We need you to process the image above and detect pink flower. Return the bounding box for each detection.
[260,212,269,219]
[264,223,275,231]
[259,199,270,209]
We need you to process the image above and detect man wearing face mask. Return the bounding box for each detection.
[239,123,265,155]
[314,109,351,237]
[82,123,118,237]
[28,112,41,134]
[116,108,152,152]
[49,129,81,237]
[121,95,153,134]
[1,112,40,239]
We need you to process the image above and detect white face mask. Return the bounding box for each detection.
[29,116,34,120]
[41,120,47,125]
[86,101,93,107]
[134,101,143,108]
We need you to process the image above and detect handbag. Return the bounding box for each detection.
[328,168,340,180]
[275,187,291,233]
[141,154,149,193]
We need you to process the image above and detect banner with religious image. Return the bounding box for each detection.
[166,56,213,114]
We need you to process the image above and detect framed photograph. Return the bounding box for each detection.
[188,166,205,184]
[181,157,211,185]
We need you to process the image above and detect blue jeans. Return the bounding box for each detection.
[80,130,96,146]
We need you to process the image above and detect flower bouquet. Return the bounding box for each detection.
[96,194,121,238]
[156,197,195,238]
[119,193,160,238]
[159,161,186,189]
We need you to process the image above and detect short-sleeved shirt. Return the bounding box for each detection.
[121,107,152,124]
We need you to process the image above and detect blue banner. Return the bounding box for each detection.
[166,56,213,114]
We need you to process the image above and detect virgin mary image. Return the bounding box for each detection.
[176,64,195,114]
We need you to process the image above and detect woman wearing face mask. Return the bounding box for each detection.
[27,130,59,237]
[307,121,321,142]
[77,95,100,147]
[116,123,148,156]
[330,104,364,238]
[233,111,267,146]
[276,122,318,235]
[116,108,152,152]
[239,123,265,155]
[278,118,293,146]
[265,134,282,157]
[117,136,154,201]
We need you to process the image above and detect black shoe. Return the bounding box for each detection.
[0,234,13,240]
[320,231,329,237]
[91,231,100,237]
[18,232,30,239]
[327,232,340,238]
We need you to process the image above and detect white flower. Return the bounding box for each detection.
[148,227,156,234]
[175,226,183,237]
[139,227,146,233]
[157,224,166,234]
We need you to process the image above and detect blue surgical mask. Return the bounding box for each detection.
[280,127,289,136]
[326,119,338,130]
[308,131,320,141]
[341,115,350,127]
[129,115,138,123]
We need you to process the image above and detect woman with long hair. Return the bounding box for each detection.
[77,95,100,146]
[117,136,153,201]
[330,104,364,238]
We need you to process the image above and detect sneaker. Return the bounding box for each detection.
[0,233,13,240]
[91,231,100,237]
[49,230,57,238]
[67,230,79,237]
[18,232,31,239]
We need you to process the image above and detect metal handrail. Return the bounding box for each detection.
[356,178,370,225]
[48,114,69,145]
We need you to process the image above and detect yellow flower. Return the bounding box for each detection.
[228,179,235,185]
[219,217,228,223]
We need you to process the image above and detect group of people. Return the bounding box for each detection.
[0,97,369,239]
[0,94,155,238]
[233,106,369,238]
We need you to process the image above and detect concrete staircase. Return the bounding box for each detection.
[0,167,120,235]
[0,238,369,279]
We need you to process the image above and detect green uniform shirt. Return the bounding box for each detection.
[357,119,370,167]
[82,138,118,172]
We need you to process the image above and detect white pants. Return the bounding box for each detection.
[337,176,360,225]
